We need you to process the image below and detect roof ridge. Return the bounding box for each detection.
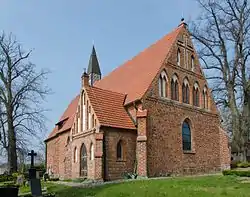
[98,26,182,83]
[91,85,127,96]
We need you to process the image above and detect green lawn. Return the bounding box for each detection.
[37,175,250,197]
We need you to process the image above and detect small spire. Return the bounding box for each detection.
[88,45,100,75]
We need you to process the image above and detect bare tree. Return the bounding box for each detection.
[0,32,50,173]
[191,0,250,160]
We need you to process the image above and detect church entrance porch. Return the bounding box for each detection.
[80,143,88,177]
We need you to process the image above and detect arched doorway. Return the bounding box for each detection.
[80,143,87,177]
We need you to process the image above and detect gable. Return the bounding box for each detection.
[94,25,183,105]
[144,26,219,114]
[45,95,80,142]
[85,86,136,130]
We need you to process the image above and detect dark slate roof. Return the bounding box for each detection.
[87,46,101,75]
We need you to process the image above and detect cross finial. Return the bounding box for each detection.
[28,150,37,168]
[179,17,187,28]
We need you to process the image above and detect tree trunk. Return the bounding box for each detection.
[7,107,17,173]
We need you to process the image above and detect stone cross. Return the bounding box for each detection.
[28,150,37,168]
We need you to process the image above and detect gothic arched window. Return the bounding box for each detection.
[203,87,208,109]
[193,83,200,107]
[117,140,124,160]
[74,147,78,163]
[182,120,191,151]
[171,75,179,101]
[90,143,94,160]
[182,78,189,104]
[158,70,168,98]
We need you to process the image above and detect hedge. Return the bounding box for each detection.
[237,162,250,168]
[222,170,250,177]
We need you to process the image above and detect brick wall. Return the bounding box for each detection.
[219,127,231,170]
[102,127,137,181]
[144,98,222,177]
[46,130,71,179]
[141,28,225,177]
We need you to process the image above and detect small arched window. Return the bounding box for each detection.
[177,49,181,66]
[182,78,189,104]
[74,147,78,163]
[191,55,195,71]
[182,120,191,151]
[171,75,179,101]
[158,71,168,98]
[203,87,208,109]
[193,83,200,107]
[90,143,94,160]
[117,140,123,160]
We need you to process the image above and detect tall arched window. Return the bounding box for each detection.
[182,120,191,151]
[193,83,200,107]
[74,147,78,163]
[117,140,124,160]
[203,87,208,109]
[177,48,181,66]
[90,143,94,160]
[158,71,168,98]
[182,78,189,104]
[191,55,195,71]
[171,75,179,101]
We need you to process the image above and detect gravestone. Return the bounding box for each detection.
[28,150,42,197]
[16,174,24,186]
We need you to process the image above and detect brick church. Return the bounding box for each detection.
[45,21,230,181]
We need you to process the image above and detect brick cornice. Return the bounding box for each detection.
[146,96,219,118]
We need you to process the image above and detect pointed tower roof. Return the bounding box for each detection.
[87,46,101,75]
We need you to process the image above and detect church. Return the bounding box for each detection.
[45,21,230,181]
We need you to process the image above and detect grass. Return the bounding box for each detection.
[26,175,250,197]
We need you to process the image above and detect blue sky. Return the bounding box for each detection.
[0,0,200,144]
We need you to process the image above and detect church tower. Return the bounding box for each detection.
[87,45,101,86]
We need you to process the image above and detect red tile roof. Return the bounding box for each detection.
[85,86,136,130]
[95,25,183,105]
[45,95,80,141]
[46,24,185,141]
